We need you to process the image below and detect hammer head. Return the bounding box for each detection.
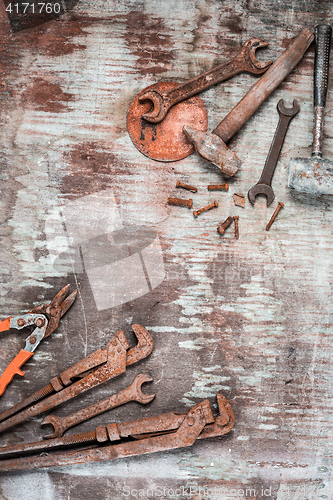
[287,156,333,196]
[183,126,242,177]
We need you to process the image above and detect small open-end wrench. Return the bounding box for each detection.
[139,38,272,123]
[42,373,155,439]
[248,99,300,206]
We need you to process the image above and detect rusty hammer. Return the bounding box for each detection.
[184,28,314,177]
[288,25,333,196]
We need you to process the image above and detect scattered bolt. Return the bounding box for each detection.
[176,180,198,193]
[35,317,45,328]
[207,182,229,191]
[17,318,26,327]
[266,202,284,231]
[207,183,229,191]
[168,197,193,209]
[217,216,234,235]
[233,216,239,239]
[193,201,218,218]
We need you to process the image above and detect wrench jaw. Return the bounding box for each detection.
[138,90,166,123]
[242,38,273,74]
[248,184,275,206]
[126,325,154,366]
[277,98,300,117]
[131,374,155,404]
[41,415,65,440]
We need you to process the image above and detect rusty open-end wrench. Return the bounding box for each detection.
[41,374,155,439]
[248,99,300,206]
[139,38,272,123]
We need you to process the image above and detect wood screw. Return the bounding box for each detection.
[193,201,218,218]
[207,183,229,191]
[168,197,193,209]
[176,180,198,193]
[266,202,284,231]
[233,216,239,239]
[217,216,234,235]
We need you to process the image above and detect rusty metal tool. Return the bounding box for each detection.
[184,28,314,177]
[168,197,193,209]
[139,38,272,124]
[248,99,300,206]
[127,38,271,163]
[0,325,153,434]
[193,201,218,218]
[0,285,77,396]
[0,394,234,471]
[217,216,234,235]
[207,183,229,191]
[266,202,284,230]
[233,216,240,239]
[41,373,155,439]
[176,180,198,193]
[288,25,333,196]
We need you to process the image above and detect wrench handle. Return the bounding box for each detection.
[312,25,332,156]
[258,114,293,186]
[50,388,133,437]
[213,28,314,143]
[164,53,263,108]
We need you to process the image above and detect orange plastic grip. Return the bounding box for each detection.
[0,317,11,333]
[0,349,34,396]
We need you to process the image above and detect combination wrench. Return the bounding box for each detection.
[248,99,300,206]
[42,373,155,439]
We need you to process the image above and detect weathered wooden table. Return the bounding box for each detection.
[0,1,333,498]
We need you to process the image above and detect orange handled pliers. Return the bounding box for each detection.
[0,284,77,396]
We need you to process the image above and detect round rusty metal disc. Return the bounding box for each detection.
[127,82,208,162]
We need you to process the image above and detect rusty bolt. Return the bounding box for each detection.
[193,201,218,218]
[17,318,26,327]
[217,216,234,235]
[233,216,239,239]
[168,197,193,209]
[29,335,37,345]
[176,180,198,193]
[266,202,284,231]
[187,417,195,426]
[207,183,229,191]
[35,317,45,328]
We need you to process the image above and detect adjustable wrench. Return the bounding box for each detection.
[139,38,272,123]
[248,99,300,206]
[42,373,155,439]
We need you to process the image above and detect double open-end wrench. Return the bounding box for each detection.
[248,99,300,206]
[42,373,155,439]
[139,38,272,123]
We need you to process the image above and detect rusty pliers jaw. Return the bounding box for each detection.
[29,284,78,338]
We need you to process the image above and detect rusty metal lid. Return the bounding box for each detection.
[127,82,208,162]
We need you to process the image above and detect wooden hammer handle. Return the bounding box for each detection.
[213,28,314,143]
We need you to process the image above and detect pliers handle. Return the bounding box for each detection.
[0,285,77,397]
[0,314,48,396]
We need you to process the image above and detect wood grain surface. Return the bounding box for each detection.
[0,1,333,499]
